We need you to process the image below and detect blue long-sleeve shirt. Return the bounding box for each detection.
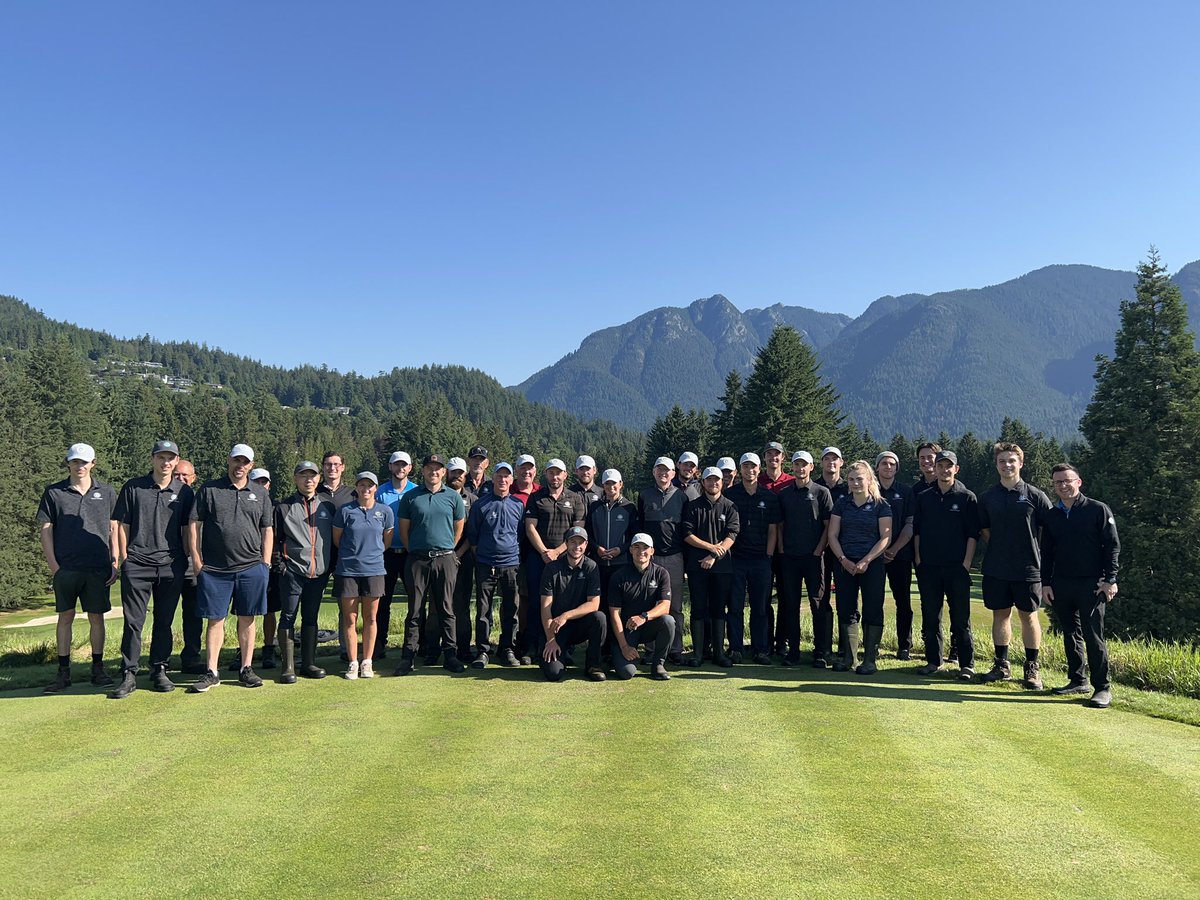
[466,492,525,568]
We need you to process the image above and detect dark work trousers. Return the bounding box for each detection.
[378,548,409,650]
[540,610,606,681]
[451,549,475,656]
[521,552,550,654]
[687,568,733,623]
[403,553,457,655]
[916,563,974,668]
[656,552,686,655]
[730,556,772,654]
[612,616,677,678]
[768,553,783,653]
[475,563,520,653]
[824,547,840,654]
[832,557,886,627]
[885,558,914,654]
[179,575,202,667]
[279,570,329,630]
[779,554,829,659]
[120,562,184,672]
[1052,576,1110,690]
[597,563,620,655]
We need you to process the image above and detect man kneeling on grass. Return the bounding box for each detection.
[539,526,607,682]
[608,533,674,680]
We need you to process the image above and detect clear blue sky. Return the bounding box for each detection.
[3,2,1198,385]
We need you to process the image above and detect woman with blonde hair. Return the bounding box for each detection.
[826,460,892,674]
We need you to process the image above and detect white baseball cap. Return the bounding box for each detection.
[230,443,255,461]
[717,457,737,472]
[739,452,761,467]
[792,450,814,465]
[515,454,536,467]
[249,468,271,482]
[447,456,467,473]
[575,455,596,470]
[653,456,675,469]
[701,466,723,480]
[601,468,622,484]
[821,446,843,460]
[678,451,699,465]
[65,443,95,463]
[545,458,567,472]
[389,451,412,465]
[630,532,654,547]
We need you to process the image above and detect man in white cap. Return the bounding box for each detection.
[510,453,542,662]
[375,450,416,660]
[523,457,587,661]
[817,446,849,656]
[110,440,193,698]
[446,456,477,662]
[717,457,737,491]
[608,533,674,680]
[777,450,834,666]
[247,467,282,671]
[682,466,741,666]
[571,454,602,507]
[187,443,274,693]
[38,443,119,693]
[636,456,689,664]
[674,451,702,500]
[726,452,781,664]
[585,468,636,613]
[538,526,607,682]
[875,450,917,660]
[464,461,525,667]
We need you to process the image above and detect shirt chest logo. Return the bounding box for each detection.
[616,513,625,521]
[648,580,657,588]
[169,494,178,502]
[248,493,258,501]
[319,510,329,518]
[718,514,726,523]
[949,503,959,512]
[373,511,384,519]
[560,501,573,509]
[91,492,103,500]
[758,501,766,509]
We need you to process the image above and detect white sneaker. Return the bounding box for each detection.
[360,659,374,679]
[344,660,359,680]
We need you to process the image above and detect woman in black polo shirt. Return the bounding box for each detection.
[826,461,892,674]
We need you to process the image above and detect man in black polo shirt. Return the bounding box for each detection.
[446,456,477,663]
[174,459,207,674]
[876,451,916,660]
[726,452,781,665]
[978,442,1053,689]
[817,447,849,657]
[110,440,193,698]
[1041,464,1120,709]
[571,454,603,508]
[38,443,119,693]
[539,526,607,682]
[609,533,674,680]
[913,451,981,679]
[637,456,689,664]
[187,443,274,693]
[777,451,833,667]
[913,442,941,497]
[523,457,587,657]
[682,466,741,667]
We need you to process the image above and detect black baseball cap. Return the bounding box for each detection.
[468,446,489,459]
[423,454,446,467]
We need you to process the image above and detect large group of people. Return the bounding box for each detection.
[35,436,1121,708]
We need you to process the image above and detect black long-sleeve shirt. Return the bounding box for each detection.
[1039,494,1120,583]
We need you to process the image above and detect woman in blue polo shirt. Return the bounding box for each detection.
[332,472,394,680]
[827,460,892,675]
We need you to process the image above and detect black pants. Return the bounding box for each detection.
[833,557,886,627]
[540,611,606,681]
[687,568,732,621]
[120,563,184,672]
[451,549,475,655]
[279,569,329,630]
[1053,576,1110,690]
[404,553,457,654]
[179,575,202,667]
[916,563,974,668]
[885,557,914,653]
[475,563,520,653]
[612,616,677,678]
[731,556,772,653]
[656,552,686,655]
[779,553,829,658]
[378,548,409,649]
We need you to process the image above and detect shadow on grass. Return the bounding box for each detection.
[744,679,1057,704]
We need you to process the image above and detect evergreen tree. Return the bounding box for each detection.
[1080,249,1200,639]
[709,369,745,458]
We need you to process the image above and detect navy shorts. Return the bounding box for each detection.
[53,569,112,614]
[981,575,1042,612]
[196,564,270,619]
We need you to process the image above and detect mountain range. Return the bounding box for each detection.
[517,261,1200,438]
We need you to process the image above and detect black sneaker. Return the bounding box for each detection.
[979,660,1011,684]
[728,650,743,664]
[752,652,772,665]
[373,642,388,660]
[260,646,277,670]
[44,667,72,693]
[499,649,519,667]
[1086,688,1112,709]
[471,652,489,669]
[1051,681,1090,696]
[948,648,959,663]
[316,628,338,643]
[443,652,466,674]
[150,666,176,693]
[239,666,264,688]
[1021,660,1043,690]
[811,655,827,669]
[189,671,220,693]
[958,667,975,681]
[916,663,943,676]
[91,662,114,687]
[666,651,684,666]
[227,657,241,673]
[394,656,415,676]
[109,670,138,699]
[896,648,911,661]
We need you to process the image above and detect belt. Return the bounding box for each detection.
[414,549,455,559]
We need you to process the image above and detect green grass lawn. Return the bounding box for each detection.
[2,589,1199,898]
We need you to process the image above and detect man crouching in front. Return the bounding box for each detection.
[539,526,607,682]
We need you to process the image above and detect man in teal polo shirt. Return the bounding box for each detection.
[395,455,467,675]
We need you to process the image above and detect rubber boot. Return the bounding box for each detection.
[711,618,733,667]
[299,626,326,679]
[260,643,277,669]
[856,625,882,675]
[832,623,852,671]
[688,619,706,667]
[278,628,297,684]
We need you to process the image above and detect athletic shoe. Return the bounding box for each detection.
[226,657,241,673]
[373,642,388,660]
[666,651,684,666]
[316,628,338,643]
[810,654,827,669]
[728,650,743,664]
[979,660,1011,684]
[344,660,359,680]
[238,666,264,688]
[947,647,959,663]
[189,671,220,693]
[587,667,607,682]
[896,649,911,661]
[360,659,374,679]
[44,668,72,693]
[109,670,138,699]
[91,662,114,687]
[1051,681,1090,695]
[150,666,176,692]
[958,667,975,681]
[916,663,943,676]
[1021,660,1043,690]
[1086,688,1112,709]
[752,652,772,665]
[471,652,489,669]
[394,657,414,676]
[424,652,441,667]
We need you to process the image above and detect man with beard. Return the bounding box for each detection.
[682,467,740,667]
[571,454,602,507]
[674,451,702,500]
[538,527,606,683]
[608,533,674,681]
[777,451,833,667]
[726,452,781,665]
[465,462,524,668]
[174,458,207,674]
[636,456,688,664]
[375,450,415,660]
[875,451,917,660]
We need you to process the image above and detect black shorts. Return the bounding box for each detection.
[338,574,385,600]
[982,575,1042,612]
[53,569,111,614]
